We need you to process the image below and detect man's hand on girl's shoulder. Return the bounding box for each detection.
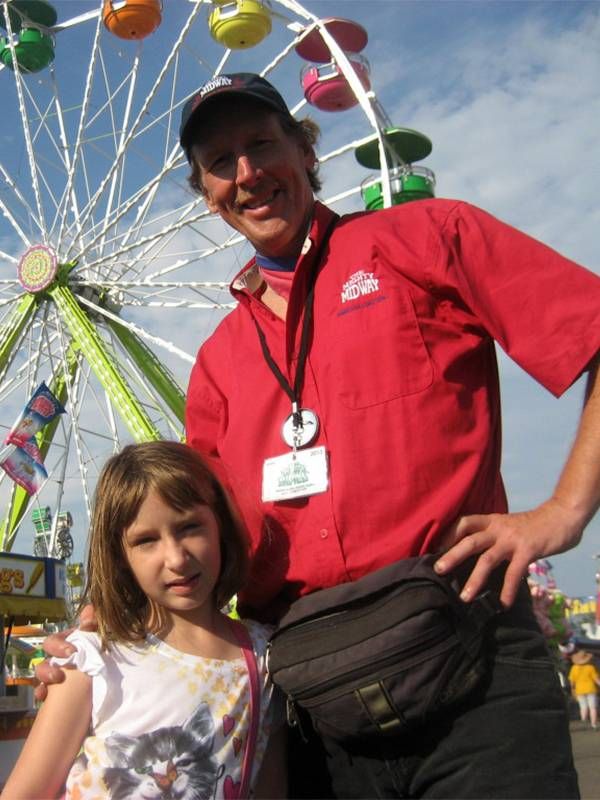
[34,604,98,701]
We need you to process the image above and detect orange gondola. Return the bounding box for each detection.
[102,0,162,41]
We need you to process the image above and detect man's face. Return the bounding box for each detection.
[190,98,315,259]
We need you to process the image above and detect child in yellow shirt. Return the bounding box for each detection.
[569,651,600,729]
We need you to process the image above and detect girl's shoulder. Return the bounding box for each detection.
[50,629,103,672]
[51,630,149,673]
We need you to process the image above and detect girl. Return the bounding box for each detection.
[568,650,600,730]
[2,441,285,800]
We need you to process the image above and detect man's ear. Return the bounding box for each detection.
[302,143,316,168]
[203,189,218,215]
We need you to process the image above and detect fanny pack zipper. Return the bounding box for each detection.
[270,581,451,657]
[283,624,456,735]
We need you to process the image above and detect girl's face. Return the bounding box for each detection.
[122,489,222,627]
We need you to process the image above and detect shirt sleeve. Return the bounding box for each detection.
[185,346,231,490]
[431,201,600,397]
[49,630,110,727]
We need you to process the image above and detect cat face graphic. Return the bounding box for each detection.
[102,702,218,799]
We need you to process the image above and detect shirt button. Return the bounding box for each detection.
[319,528,328,539]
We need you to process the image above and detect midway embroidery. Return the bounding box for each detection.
[341,270,380,303]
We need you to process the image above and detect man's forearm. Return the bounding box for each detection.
[551,352,600,530]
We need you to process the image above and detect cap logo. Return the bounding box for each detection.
[200,75,233,99]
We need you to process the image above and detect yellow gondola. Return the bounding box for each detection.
[209,0,272,50]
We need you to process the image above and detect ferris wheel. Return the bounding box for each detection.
[0,0,435,558]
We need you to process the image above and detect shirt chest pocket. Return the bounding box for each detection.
[326,283,433,409]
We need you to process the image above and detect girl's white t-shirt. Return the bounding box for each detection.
[51,619,277,799]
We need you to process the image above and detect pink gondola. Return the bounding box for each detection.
[296,18,370,112]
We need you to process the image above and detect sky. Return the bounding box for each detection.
[0,0,599,601]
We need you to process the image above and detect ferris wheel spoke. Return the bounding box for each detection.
[0,294,37,377]
[46,69,90,255]
[95,47,142,259]
[63,0,205,263]
[0,480,31,551]
[0,187,35,248]
[142,226,247,283]
[56,8,104,252]
[76,291,195,367]
[109,319,185,424]
[1,2,49,239]
[50,283,163,441]
[80,203,212,281]
[69,149,193,278]
[0,162,46,243]
[99,281,233,310]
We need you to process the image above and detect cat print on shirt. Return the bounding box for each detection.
[100,702,219,799]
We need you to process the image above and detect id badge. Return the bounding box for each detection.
[262,446,329,502]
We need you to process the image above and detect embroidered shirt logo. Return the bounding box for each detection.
[341,270,380,303]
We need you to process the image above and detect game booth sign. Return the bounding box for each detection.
[566,594,600,651]
[0,552,67,789]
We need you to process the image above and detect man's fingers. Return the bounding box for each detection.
[453,514,493,540]
[498,555,532,608]
[34,659,66,686]
[455,546,505,602]
[33,681,47,703]
[41,630,76,658]
[434,526,494,576]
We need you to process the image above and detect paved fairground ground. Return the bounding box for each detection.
[571,719,600,799]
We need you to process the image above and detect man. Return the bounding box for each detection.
[41,73,600,797]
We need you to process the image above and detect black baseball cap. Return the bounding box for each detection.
[179,72,291,158]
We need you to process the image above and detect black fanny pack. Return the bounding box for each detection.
[267,554,502,744]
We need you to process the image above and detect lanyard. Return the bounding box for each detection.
[252,214,338,434]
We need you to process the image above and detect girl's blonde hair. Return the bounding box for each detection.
[82,441,249,647]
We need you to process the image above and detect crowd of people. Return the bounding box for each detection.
[3,71,600,799]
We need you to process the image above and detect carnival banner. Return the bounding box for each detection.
[4,383,65,448]
[0,383,65,494]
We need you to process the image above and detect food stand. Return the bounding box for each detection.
[0,551,67,788]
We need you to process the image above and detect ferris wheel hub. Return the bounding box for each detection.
[17,244,58,293]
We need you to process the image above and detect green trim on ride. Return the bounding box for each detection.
[49,284,162,443]
[0,294,37,374]
[108,319,186,425]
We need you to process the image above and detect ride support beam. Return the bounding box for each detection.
[48,284,162,442]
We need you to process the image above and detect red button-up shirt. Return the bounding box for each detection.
[186,200,600,622]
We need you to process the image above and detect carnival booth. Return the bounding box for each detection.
[0,552,67,789]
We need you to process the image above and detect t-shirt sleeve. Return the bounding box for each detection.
[431,201,600,396]
[49,630,110,727]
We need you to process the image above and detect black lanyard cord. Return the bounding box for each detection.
[252,213,338,429]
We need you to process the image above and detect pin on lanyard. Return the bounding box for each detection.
[252,214,338,454]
